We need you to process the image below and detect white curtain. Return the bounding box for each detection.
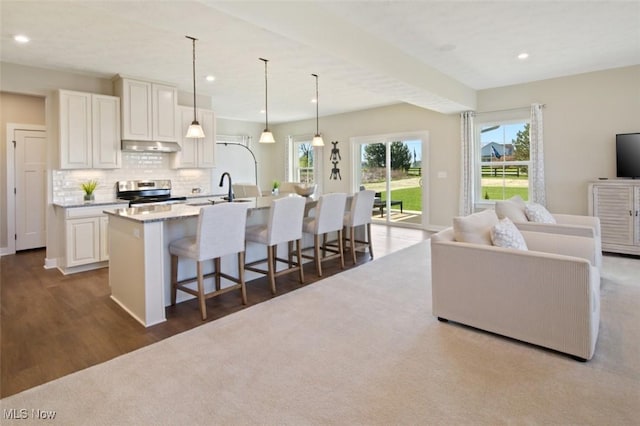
[284,136,292,181]
[529,103,546,205]
[459,111,475,216]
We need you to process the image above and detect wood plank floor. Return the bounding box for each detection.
[0,224,431,398]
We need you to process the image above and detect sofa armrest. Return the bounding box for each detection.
[520,231,597,266]
[515,221,596,238]
[553,213,601,237]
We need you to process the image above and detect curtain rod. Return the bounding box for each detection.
[473,103,546,115]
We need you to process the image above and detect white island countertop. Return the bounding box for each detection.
[103,194,317,223]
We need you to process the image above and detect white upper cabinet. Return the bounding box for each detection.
[152,83,178,142]
[115,76,178,142]
[92,94,121,168]
[57,90,120,169]
[172,106,216,169]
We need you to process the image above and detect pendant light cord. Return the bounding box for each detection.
[312,73,319,134]
[186,36,198,122]
[260,58,269,130]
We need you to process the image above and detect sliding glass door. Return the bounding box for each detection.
[353,133,428,228]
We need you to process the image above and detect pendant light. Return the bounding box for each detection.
[311,73,324,147]
[185,35,205,138]
[259,58,275,143]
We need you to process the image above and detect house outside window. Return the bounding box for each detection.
[476,120,531,203]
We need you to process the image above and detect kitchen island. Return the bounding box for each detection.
[104,195,317,326]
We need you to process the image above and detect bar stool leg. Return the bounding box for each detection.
[238,252,247,304]
[197,261,207,320]
[350,226,357,264]
[171,254,178,305]
[367,223,374,259]
[314,234,323,277]
[267,245,276,295]
[338,229,345,269]
[214,257,221,291]
[296,238,304,284]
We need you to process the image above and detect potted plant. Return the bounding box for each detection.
[81,180,98,202]
[272,180,280,195]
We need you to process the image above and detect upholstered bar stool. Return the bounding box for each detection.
[169,203,250,320]
[232,183,261,198]
[245,196,307,294]
[301,192,348,277]
[343,189,376,264]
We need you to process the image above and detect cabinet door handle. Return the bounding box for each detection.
[630,210,633,216]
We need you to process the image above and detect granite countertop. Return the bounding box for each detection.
[53,193,221,209]
[53,199,129,208]
[103,193,316,223]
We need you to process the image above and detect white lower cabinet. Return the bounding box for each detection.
[59,204,122,273]
[589,180,640,255]
[66,217,101,267]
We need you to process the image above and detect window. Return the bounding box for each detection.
[287,136,317,185]
[476,120,530,203]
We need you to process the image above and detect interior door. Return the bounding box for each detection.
[14,129,46,250]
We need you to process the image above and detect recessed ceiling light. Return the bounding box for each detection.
[14,34,30,43]
[205,75,215,82]
[260,109,266,114]
[518,52,529,60]
[311,98,317,103]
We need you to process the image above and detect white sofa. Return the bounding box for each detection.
[431,223,601,361]
[495,196,602,269]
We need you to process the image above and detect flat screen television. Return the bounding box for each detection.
[616,133,640,179]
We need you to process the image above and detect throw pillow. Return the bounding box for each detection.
[495,199,528,222]
[490,218,528,250]
[509,194,527,209]
[453,209,499,245]
[525,203,556,224]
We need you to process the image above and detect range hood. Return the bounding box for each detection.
[121,140,181,153]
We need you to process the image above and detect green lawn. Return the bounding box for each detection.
[379,185,528,211]
[481,186,529,201]
[380,187,422,211]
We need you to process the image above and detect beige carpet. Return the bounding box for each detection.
[1,241,639,425]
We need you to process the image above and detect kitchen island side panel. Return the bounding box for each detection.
[109,215,165,326]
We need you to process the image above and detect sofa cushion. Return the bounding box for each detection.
[525,203,556,224]
[495,198,528,222]
[491,218,528,250]
[453,209,499,245]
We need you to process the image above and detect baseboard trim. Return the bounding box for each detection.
[44,257,57,269]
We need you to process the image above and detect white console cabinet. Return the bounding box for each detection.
[171,106,216,169]
[114,76,178,142]
[55,90,121,169]
[589,180,640,255]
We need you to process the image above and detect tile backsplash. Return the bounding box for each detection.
[52,152,215,203]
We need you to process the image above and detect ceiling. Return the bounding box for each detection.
[1,1,639,124]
